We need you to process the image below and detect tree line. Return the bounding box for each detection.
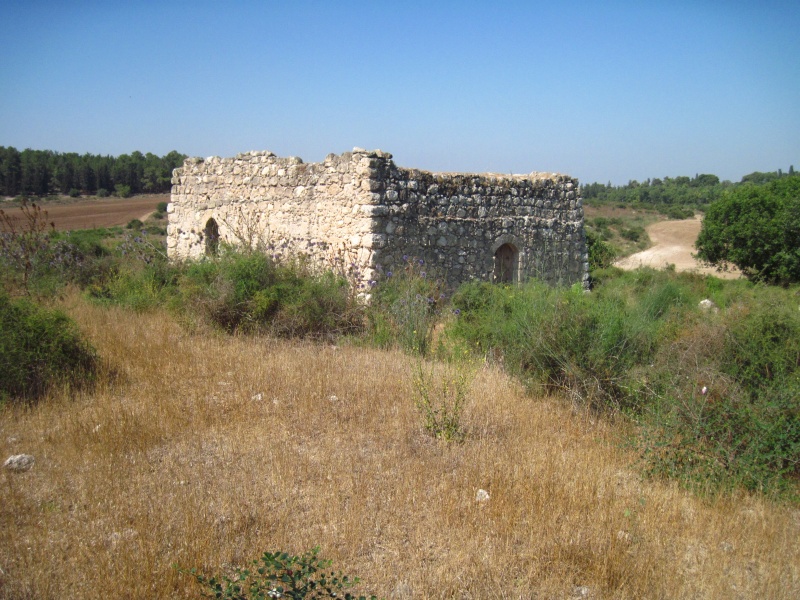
[0,147,186,198]
[581,166,796,207]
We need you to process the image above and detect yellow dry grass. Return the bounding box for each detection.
[1,297,798,599]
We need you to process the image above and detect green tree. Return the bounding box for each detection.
[0,146,22,196]
[695,176,800,284]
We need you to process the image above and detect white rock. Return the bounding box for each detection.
[475,489,490,502]
[699,298,719,312]
[4,454,35,472]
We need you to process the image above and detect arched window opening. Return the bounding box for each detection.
[204,218,220,256]
[493,243,518,283]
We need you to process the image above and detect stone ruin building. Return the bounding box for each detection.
[167,148,589,289]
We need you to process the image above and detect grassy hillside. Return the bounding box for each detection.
[1,296,798,599]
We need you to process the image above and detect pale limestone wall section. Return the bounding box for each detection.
[167,150,387,281]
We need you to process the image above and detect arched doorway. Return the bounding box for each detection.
[204,218,220,256]
[493,243,518,283]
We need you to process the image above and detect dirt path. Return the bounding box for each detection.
[1,195,167,231]
[615,216,740,279]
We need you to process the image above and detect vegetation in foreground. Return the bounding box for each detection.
[447,271,800,497]
[1,298,798,599]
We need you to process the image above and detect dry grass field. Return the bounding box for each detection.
[1,297,798,599]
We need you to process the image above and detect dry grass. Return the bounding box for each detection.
[1,297,798,599]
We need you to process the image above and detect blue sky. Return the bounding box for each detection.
[1,0,798,185]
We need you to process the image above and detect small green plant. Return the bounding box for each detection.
[96,188,109,198]
[412,358,473,442]
[180,547,378,600]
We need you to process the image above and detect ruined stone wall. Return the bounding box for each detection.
[168,149,588,288]
[167,150,385,281]
[367,159,587,287]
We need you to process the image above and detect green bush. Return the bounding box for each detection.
[585,228,617,272]
[114,184,132,198]
[660,204,695,219]
[0,293,98,403]
[639,290,800,496]
[620,226,644,242]
[156,201,168,213]
[181,547,378,600]
[96,188,109,198]
[449,273,687,410]
[175,249,363,338]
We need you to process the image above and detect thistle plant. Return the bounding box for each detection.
[412,357,474,442]
[180,547,379,600]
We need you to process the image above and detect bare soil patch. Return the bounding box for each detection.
[1,194,167,231]
[615,216,741,279]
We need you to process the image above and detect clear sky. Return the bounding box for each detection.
[1,0,798,185]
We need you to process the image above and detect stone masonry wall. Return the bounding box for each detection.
[168,148,588,288]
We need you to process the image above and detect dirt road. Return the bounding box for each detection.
[1,195,166,231]
[615,216,740,279]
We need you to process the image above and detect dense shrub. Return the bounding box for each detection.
[639,288,800,495]
[447,270,800,496]
[585,228,617,272]
[175,250,364,338]
[0,292,98,403]
[0,201,55,294]
[449,271,694,410]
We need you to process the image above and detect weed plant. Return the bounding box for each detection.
[412,356,475,442]
[368,257,446,355]
[182,547,378,600]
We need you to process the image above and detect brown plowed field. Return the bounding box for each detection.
[1,195,167,231]
[615,216,741,279]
